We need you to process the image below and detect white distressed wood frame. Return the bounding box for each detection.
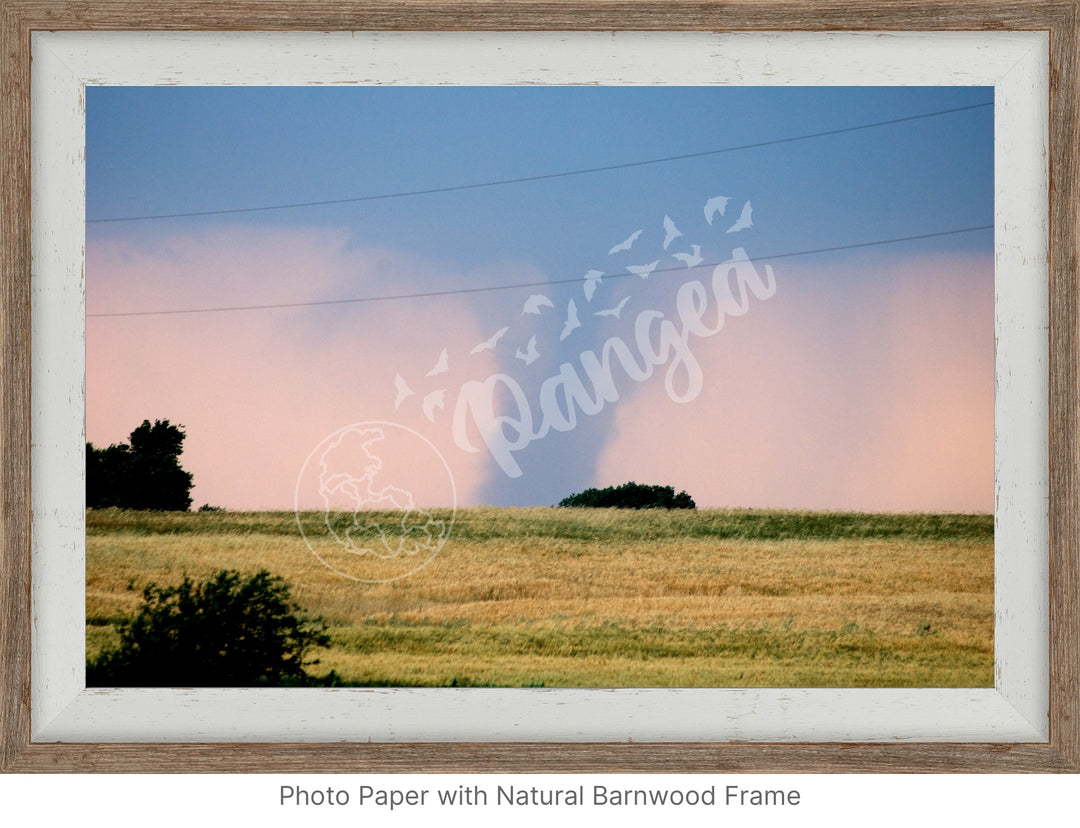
[30,30,1048,743]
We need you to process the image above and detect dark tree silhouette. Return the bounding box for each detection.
[86,569,338,687]
[558,482,696,509]
[86,419,194,510]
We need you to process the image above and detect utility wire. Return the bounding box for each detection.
[87,223,993,319]
[86,101,992,224]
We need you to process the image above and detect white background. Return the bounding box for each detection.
[2,773,1079,826]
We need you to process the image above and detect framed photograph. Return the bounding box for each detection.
[2,1,1077,773]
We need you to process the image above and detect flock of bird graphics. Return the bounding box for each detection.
[393,196,753,422]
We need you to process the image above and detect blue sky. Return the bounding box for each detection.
[89,86,992,258]
[86,86,994,511]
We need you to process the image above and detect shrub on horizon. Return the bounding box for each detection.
[558,482,696,510]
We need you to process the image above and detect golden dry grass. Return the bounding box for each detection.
[86,506,993,687]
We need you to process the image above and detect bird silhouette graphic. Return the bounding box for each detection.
[673,245,703,268]
[560,299,581,341]
[583,270,604,302]
[522,293,555,315]
[470,326,510,354]
[662,215,683,250]
[704,195,731,225]
[425,347,449,377]
[422,389,446,422]
[726,201,753,233]
[595,296,631,319]
[627,260,660,280]
[608,229,643,255]
[515,335,541,365]
[393,374,415,409]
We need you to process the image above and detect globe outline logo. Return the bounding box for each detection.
[294,421,456,583]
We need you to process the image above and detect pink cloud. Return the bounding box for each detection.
[87,232,994,514]
[87,227,499,510]
[595,251,994,513]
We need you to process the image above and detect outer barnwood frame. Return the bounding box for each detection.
[1,0,1078,774]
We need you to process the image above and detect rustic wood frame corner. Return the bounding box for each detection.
[2,0,1078,773]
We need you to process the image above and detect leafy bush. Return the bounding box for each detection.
[87,569,338,687]
[558,482,696,510]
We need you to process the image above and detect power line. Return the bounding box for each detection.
[86,101,993,224]
[87,223,993,319]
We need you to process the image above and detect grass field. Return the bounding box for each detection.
[86,506,994,687]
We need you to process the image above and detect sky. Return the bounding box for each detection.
[85,86,994,512]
